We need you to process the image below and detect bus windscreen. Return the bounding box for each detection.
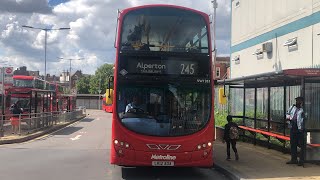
[120,7,209,53]
[117,84,210,137]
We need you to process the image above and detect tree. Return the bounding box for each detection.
[89,63,114,94]
[76,75,91,94]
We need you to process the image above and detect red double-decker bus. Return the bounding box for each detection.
[102,88,113,113]
[110,5,214,167]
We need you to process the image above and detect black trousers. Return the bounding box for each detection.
[290,130,304,162]
[226,139,238,157]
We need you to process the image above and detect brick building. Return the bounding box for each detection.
[214,57,230,80]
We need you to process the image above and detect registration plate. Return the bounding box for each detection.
[152,161,174,166]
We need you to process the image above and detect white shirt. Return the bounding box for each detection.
[125,103,146,113]
[286,105,304,130]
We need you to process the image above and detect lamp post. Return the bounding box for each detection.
[22,25,70,89]
[98,77,102,110]
[211,0,218,77]
[59,57,84,93]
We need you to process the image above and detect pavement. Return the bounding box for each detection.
[0,117,84,145]
[214,140,320,180]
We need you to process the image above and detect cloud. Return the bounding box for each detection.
[0,0,52,14]
[0,0,231,75]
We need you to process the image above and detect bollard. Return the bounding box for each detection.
[18,114,21,136]
[0,115,4,137]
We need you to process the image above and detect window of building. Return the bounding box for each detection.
[216,67,220,78]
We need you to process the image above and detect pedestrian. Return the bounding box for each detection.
[286,96,305,166]
[9,102,23,134]
[223,115,239,160]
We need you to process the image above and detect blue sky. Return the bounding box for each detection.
[0,0,231,75]
[48,0,69,7]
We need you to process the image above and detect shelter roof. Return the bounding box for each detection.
[217,69,320,88]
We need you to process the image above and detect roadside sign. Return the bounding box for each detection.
[0,67,14,93]
[5,67,13,74]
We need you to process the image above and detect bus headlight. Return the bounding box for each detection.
[202,143,207,148]
[197,145,202,150]
[114,140,119,145]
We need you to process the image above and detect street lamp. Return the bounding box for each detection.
[22,25,70,89]
[98,77,102,110]
[211,0,218,77]
[58,57,84,93]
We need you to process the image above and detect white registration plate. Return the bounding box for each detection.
[152,161,174,166]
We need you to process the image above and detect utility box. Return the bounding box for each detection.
[218,88,227,105]
[262,42,273,53]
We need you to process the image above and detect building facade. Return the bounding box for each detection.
[14,66,40,76]
[231,0,320,78]
[214,57,230,80]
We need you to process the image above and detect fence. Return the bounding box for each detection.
[0,108,86,138]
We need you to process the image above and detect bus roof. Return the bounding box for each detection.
[121,4,209,18]
[13,75,35,80]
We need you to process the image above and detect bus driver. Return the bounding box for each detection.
[125,96,147,113]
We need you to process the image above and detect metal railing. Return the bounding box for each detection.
[0,108,86,138]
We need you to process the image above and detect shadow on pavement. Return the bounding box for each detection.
[214,141,320,179]
[80,118,95,122]
[53,126,83,135]
[121,167,213,180]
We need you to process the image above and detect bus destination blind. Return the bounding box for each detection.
[125,59,199,75]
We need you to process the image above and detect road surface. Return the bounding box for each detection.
[0,110,229,180]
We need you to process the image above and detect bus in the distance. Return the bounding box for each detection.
[10,75,56,114]
[110,5,214,167]
[102,88,113,113]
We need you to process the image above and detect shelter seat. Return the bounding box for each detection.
[308,144,320,147]
[238,125,290,141]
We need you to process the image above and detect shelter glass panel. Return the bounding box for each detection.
[245,88,255,118]
[270,87,284,134]
[286,85,301,110]
[256,88,268,119]
[305,83,320,130]
[306,132,320,161]
[229,87,243,117]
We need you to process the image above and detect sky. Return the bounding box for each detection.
[0,0,231,75]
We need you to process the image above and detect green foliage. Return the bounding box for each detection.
[91,63,114,94]
[76,75,91,94]
[215,111,228,127]
[76,63,114,94]
[245,110,267,119]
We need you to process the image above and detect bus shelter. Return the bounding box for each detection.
[217,68,320,163]
[9,88,55,114]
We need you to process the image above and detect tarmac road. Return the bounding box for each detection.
[0,110,229,180]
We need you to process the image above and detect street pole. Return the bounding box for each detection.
[211,0,218,73]
[44,30,47,89]
[22,25,70,89]
[0,67,4,137]
[98,78,101,110]
[69,59,72,92]
[58,57,84,93]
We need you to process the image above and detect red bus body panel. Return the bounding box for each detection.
[110,4,214,167]
[102,97,113,113]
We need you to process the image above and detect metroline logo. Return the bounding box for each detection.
[151,154,176,160]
